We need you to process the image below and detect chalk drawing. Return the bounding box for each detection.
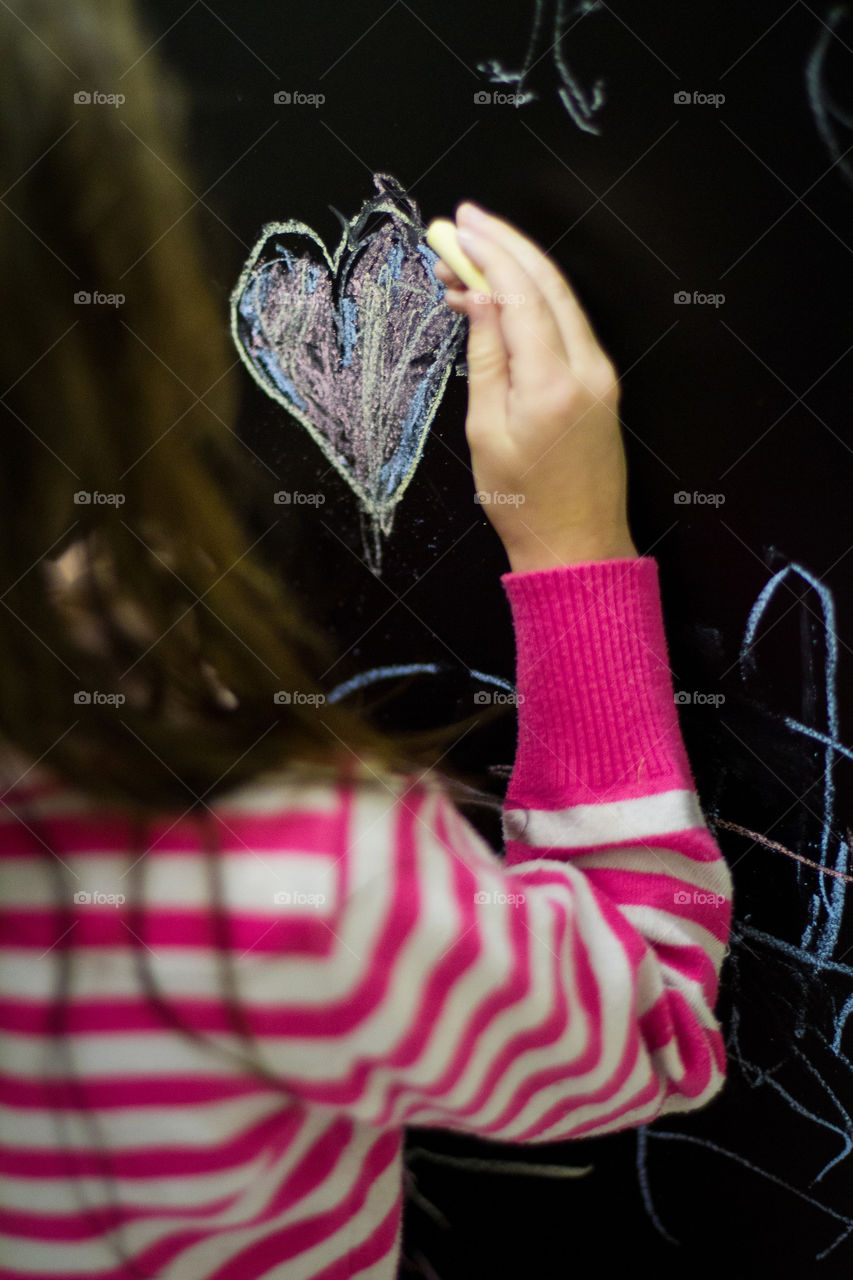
[806,5,853,191]
[637,561,853,1262]
[231,174,466,574]
[327,662,515,704]
[477,0,607,134]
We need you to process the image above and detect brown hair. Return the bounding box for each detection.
[0,0,504,810]
[0,2,507,1272]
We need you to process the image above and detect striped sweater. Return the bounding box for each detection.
[0,557,733,1279]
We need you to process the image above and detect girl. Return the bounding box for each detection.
[0,3,733,1277]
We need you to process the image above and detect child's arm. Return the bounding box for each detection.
[236,207,730,1135]
[244,586,732,1141]
[492,551,733,1133]
[238,563,731,1140]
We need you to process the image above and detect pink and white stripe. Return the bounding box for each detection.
[0,557,733,1278]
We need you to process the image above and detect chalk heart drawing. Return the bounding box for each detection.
[230,173,466,574]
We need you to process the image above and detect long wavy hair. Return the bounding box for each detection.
[0,2,506,1273]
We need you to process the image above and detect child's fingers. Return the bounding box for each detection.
[463,294,509,441]
[441,286,510,431]
[456,204,606,368]
[441,287,472,314]
[452,227,569,398]
[433,259,466,291]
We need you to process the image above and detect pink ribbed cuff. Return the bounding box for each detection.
[500,557,695,808]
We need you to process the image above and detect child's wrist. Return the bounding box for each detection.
[504,531,639,573]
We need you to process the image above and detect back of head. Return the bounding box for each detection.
[0,0,496,816]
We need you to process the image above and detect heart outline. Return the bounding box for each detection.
[230,174,466,572]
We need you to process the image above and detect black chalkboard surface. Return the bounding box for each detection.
[137,1,853,1274]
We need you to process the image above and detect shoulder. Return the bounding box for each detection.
[206,759,451,861]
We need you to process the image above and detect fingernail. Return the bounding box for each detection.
[456,227,482,254]
[457,202,488,227]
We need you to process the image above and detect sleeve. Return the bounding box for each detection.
[249,558,733,1142]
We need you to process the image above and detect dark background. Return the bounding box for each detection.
[137,2,853,1274]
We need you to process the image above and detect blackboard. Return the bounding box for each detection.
[136,2,853,1274]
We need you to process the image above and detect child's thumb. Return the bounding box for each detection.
[464,296,508,427]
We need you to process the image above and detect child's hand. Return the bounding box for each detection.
[434,204,638,572]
